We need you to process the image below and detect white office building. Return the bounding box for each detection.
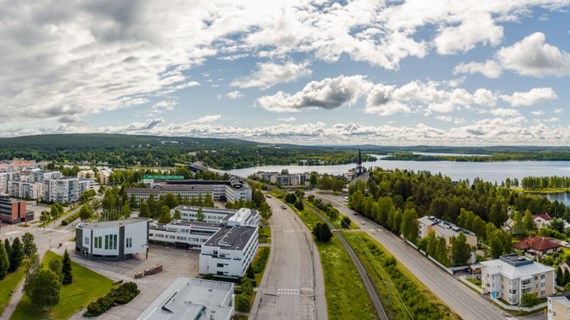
[138,278,234,320]
[171,206,259,226]
[76,218,149,260]
[199,226,258,277]
[149,220,221,249]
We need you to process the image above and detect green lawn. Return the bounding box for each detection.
[343,232,460,320]
[11,251,115,320]
[282,197,376,320]
[252,246,271,285]
[0,267,26,316]
[258,226,271,244]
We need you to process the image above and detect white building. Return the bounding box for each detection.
[0,172,19,194]
[171,205,259,226]
[481,254,555,305]
[149,220,221,249]
[138,278,234,320]
[199,226,258,277]
[76,218,149,260]
[8,181,43,199]
[548,292,570,320]
[127,179,252,204]
[43,177,94,203]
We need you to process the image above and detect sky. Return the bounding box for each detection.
[2,0,570,146]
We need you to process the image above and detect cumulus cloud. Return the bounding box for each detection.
[278,117,296,122]
[231,60,312,89]
[189,115,222,123]
[497,32,570,77]
[257,75,372,112]
[226,91,243,99]
[490,108,521,117]
[453,60,503,79]
[500,88,558,107]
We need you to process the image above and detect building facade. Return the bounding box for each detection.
[8,181,43,199]
[170,206,259,226]
[0,172,19,194]
[75,218,149,260]
[0,196,32,224]
[127,179,252,204]
[418,215,478,247]
[43,177,94,203]
[199,226,258,277]
[481,254,555,305]
[149,220,221,249]
[548,292,570,320]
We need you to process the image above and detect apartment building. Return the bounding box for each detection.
[256,171,301,186]
[0,172,19,194]
[199,225,258,277]
[0,196,33,224]
[43,177,94,203]
[548,292,570,320]
[481,254,555,305]
[126,179,252,204]
[8,181,43,199]
[75,218,149,260]
[418,215,478,247]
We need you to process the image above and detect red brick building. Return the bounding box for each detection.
[0,196,32,224]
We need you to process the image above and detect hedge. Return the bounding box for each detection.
[84,282,139,317]
[61,212,80,226]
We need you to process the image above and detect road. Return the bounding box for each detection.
[249,196,327,320]
[311,192,509,320]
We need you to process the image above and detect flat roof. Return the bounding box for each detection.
[78,217,149,230]
[175,205,237,215]
[481,254,555,279]
[137,277,233,320]
[203,226,256,251]
[150,220,220,230]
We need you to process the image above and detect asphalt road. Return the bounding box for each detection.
[250,196,327,320]
[311,192,509,320]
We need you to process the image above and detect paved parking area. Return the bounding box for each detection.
[68,244,200,320]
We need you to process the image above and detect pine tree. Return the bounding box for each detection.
[557,267,565,286]
[0,242,10,279]
[9,237,24,272]
[62,249,73,285]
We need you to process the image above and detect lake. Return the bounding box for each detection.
[228,155,570,207]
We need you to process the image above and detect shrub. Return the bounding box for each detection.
[61,212,80,226]
[85,282,139,317]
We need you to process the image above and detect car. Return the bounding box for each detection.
[265,195,272,198]
[361,221,366,225]
[281,205,287,210]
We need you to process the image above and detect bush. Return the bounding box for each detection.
[61,212,80,226]
[313,223,333,242]
[85,282,139,317]
[521,292,540,307]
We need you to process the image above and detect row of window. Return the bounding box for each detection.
[94,234,118,250]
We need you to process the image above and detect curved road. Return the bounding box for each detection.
[311,192,509,320]
[250,196,327,320]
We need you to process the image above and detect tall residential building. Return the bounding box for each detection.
[481,254,555,305]
[0,171,20,194]
[8,181,43,199]
[43,177,94,203]
[0,196,32,224]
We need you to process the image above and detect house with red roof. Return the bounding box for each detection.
[512,236,561,257]
[532,213,552,229]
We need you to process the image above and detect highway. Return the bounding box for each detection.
[250,196,328,320]
[311,192,509,320]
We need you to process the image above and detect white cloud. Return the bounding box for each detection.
[500,87,558,107]
[231,60,312,90]
[190,115,222,124]
[434,13,504,55]
[226,91,243,99]
[545,117,559,122]
[453,60,502,79]
[531,110,545,116]
[497,32,570,77]
[553,108,563,114]
[151,100,177,112]
[278,117,296,122]
[490,108,521,117]
[257,75,372,112]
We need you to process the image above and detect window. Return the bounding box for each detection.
[126,238,132,248]
[113,234,117,250]
[105,235,109,250]
[541,274,545,279]
[217,263,225,268]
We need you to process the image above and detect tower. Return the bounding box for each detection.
[356,149,363,176]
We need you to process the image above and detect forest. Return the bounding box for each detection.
[348,168,570,265]
[0,134,374,169]
[383,151,570,162]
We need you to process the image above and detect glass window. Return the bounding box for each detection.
[113,234,117,250]
[105,235,109,250]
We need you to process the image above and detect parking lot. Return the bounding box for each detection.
[67,244,200,320]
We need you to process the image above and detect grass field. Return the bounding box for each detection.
[512,187,570,194]
[0,267,25,317]
[343,232,460,320]
[258,226,271,244]
[281,197,376,320]
[11,251,115,320]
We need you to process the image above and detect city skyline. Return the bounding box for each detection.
[2,0,570,145]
